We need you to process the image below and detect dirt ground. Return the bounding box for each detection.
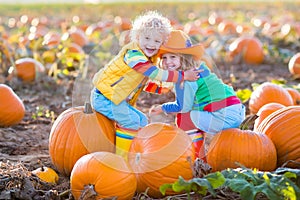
[0,58,298,199]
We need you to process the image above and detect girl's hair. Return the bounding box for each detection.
[180,54,201,71]
[130,10,172,43]
[159,53,201,71]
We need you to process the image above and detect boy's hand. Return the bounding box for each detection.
[184,68,203,81]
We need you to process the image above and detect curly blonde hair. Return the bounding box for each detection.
[130,10,172,44]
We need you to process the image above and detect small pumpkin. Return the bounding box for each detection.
[70,152,137,200]
[253,102,285,130]
[0,84,25,127]
[42,31,61,47]
[217,20,237,35]
[48,102,115,176]
[288,52,300,77]
[61,42,85,62]
[207,128,277,172]
[12,57,45,82]
[61,27,89,47]
[31,166,59,184]
[228,36,264,64]
[249,82,293,114]
[128,123,195,198]
[255,106,300,168]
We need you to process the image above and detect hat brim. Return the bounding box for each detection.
[157,44,205,61]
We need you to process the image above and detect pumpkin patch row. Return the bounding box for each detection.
[1,8,300,86]
[47,100,300,199]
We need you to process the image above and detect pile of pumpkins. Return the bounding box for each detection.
[47,83,300,199]
[48,103,195,199]
[2,80,300,199]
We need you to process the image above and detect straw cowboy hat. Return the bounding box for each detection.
[158,30,205,60]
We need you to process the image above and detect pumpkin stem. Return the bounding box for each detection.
[239,114,258,130]
[192,158,212,178]
[79,184,97,200]
[84,102,93,114]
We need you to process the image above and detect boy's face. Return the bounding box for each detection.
[138,31,164,57]
[161,53,181,71]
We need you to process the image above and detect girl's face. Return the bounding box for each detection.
[138,31,164,57]
[161,53,181,71]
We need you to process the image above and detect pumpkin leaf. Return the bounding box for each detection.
[227,178,256,200]
[251,82,260,91]
[236,88,252,103]
[221,167,300,200]
[275,167,300,177]
[271,79,287,85]
[159,176,211,196]
[204,171,226,189]
[159,183,173,196]
[160,172,226,197]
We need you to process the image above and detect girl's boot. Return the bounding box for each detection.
[186,129,207,162]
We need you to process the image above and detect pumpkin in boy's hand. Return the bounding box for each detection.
[255,106,300,168]
[128,123,195,198]
[70,152,137,200]
[48,102,115,176]
[207,128,277,172]
[0,84,25,127]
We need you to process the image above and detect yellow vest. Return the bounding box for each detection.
[92,42,147,105]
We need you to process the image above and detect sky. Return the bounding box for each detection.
[0,0,297,4]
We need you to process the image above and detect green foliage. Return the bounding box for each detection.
[32,106,55,122]
[251,82,261,91]
[160,167,300,200]
[236,88,252,103]
[160,172,225,198]
[223,168,300,200]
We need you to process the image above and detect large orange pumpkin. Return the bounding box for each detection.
[255,106,300,168]
[0,84,25,127]
[48,102,115,176]
[207,128,277,172]
[128,123,195,198]
[70,152,137,200]
[228,36,264,64]
[253,102,285,130]
[13,57,46,82]
[288,52,300,76]
[249,82,293,114]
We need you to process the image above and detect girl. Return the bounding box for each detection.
[150,30,246,161]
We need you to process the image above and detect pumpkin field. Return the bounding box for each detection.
[1,1,300,199]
